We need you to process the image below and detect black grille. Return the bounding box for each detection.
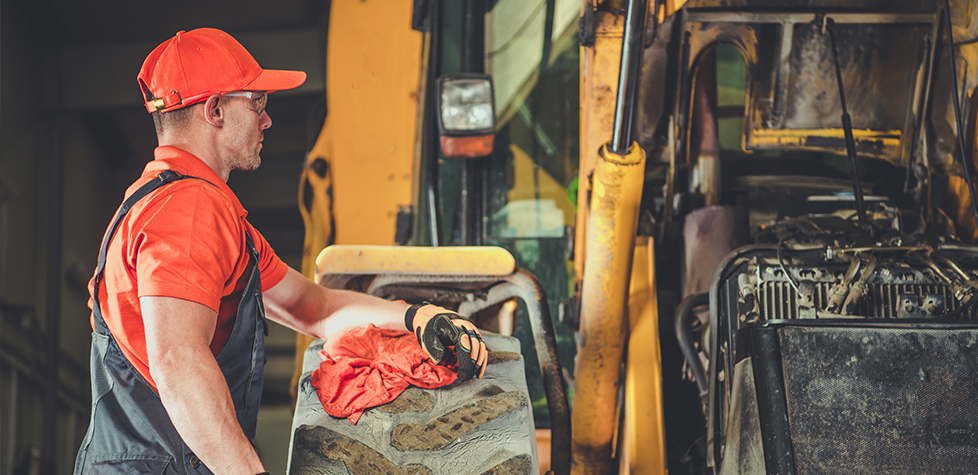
[779,326,978,474]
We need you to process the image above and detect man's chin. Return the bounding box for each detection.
[233,156,261,172]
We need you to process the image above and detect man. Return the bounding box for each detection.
[74,28,487,475]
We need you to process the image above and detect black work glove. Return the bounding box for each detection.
[405,303,487,381]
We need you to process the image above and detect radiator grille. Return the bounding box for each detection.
[780,326,978,474]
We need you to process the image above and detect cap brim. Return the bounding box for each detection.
[244,69,307,93]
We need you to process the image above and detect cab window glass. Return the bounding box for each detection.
[483,0,580,422]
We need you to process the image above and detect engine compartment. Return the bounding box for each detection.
[728,213,978,322]
[699,205,978,473]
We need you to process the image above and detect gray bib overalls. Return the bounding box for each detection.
[74,170,268,474]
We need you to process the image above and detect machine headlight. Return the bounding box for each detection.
[436,74,495,158]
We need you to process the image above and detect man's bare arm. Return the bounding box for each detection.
[263,266,486,378]
[262,266,408,341]
[142,296,265,475]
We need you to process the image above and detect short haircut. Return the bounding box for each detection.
[151,103,202,138]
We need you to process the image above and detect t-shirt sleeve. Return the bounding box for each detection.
[130,183,245,313]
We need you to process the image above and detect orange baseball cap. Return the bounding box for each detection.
[138,28,307,113]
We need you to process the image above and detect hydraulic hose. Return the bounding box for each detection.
[675,292,709,400]
[941,0,978,233]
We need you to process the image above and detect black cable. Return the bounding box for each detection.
[776,232,802,294]
[776,230,827,319]
[904,116,918,195]
[941,0,978,235]
[674,292,710,398]
[954,36,978,46]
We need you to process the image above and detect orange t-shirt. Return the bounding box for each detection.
[89,146,288,390]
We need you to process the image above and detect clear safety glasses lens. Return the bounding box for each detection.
[223,91,267,115]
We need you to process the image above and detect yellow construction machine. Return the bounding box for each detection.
[288,0,978,474]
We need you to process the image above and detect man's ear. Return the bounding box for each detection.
[202,94,224,127]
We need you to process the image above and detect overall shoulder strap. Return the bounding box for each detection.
[91,170,206,333]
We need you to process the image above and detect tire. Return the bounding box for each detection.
[287,333,540,475]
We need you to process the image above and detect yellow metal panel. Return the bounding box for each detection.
[619,238,667,475]
[653,0,689,22]
[750,127,901,139]
[749,127,902,158]
[308,0,423,247]
[316,245,516,278]
[298,164,335,278]
[946,174,978,241]
[664,0,688,19]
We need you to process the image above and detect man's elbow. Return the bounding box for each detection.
[149,346,216,390]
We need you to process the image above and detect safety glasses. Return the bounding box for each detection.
[222,91,267,115]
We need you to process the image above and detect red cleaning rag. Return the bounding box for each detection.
[310,324,458,424]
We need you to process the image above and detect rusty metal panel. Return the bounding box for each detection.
[636,0,978,178]
[754,19,931,164]
[680,11,939,167]
[685,0,938,11]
